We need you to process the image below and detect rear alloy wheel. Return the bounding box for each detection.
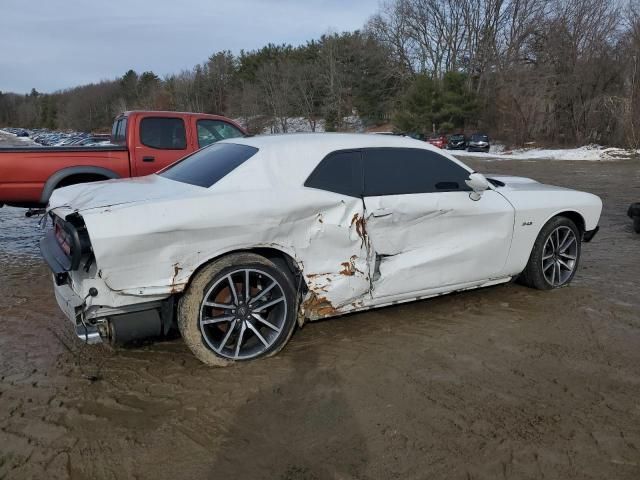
[519,216,582,290]
[178,253,297,366]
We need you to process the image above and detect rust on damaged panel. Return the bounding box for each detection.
[339,255,364,276]
[351,213,368,248]
[170,262,183,294]
[301,291,338,318]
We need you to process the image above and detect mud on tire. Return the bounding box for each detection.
[178,253,298,366]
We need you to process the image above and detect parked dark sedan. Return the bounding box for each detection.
[467,133,490,152]
[447,134,467,150]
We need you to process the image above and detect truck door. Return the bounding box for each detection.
[132,116,190,176]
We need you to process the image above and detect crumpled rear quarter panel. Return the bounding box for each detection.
[81,188,372,318]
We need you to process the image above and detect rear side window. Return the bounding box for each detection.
[140,117,186,150]
[112,118,127,145]
[304,150,363,197]
[197,120,244,147]
[160,143,258,188]
[363,148,471,196]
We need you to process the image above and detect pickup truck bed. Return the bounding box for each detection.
[0,145,129,208]
[0,111,246,208]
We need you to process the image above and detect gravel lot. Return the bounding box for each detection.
[1,145,639,479]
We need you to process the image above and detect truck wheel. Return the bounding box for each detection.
[177,253,298,366]
[519,216,581,290]
[634,216,640,234]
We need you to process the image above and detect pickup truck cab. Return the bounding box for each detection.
[0,110,246,208]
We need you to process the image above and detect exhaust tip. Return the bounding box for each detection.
[75,324,103,344]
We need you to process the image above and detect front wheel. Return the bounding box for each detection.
[178,253,298,366]
[519,216,581,290]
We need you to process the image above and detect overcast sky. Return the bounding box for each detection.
[0,0,381,94]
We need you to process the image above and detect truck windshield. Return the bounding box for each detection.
[159,143,258,188]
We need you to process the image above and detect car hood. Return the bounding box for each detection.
[47,174,203,215]
[488,175,571,192]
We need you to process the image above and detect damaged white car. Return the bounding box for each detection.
[41,134,602,365]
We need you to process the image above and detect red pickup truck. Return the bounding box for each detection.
[0,110,246,208]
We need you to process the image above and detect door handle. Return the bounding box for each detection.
[142,156,155,162]
[371,208,392,218]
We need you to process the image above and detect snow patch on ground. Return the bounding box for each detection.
[453,144,637,161]
[0,130,36,145]
[234,116,365,134]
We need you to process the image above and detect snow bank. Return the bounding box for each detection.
[453,144,637,161]
[234,116,365,135]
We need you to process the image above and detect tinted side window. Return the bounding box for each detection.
[363,148,471,196]
[140,117,186,150]
[112,118,127,145]
[197,120,244,148]
[160,143,258,188]
[304,150,362,197]
[111,119,119,140]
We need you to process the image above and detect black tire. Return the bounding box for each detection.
[177,252,298,366]
[633,216,640,234]
[519,216,582,290]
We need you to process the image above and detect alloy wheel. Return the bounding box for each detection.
[199,268,287,360]
[541,226,578,287]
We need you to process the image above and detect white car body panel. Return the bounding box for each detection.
[46,133,602,322]
[364,190,515,299]
[488,175,602,276]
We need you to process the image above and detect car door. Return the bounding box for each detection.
[362,147,515,301]
[133,116,190,176]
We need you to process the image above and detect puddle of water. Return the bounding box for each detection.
[0,206,43,259]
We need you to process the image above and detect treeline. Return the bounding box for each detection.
[1,0,639,147]
[370,0,640,147]
[0,33,401,135]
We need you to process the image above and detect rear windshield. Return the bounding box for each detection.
[160,143,258,188]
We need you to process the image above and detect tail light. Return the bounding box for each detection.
[53,215,92,270]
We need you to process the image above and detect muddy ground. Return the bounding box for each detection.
[0,151,639,479]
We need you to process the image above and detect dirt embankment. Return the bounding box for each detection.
[1,154,639,479]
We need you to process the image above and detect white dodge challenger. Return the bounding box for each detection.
[41,133,602,365]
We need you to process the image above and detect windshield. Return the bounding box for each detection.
[471,134,489,142]
[450,134,465,140]
[160,143,258,188]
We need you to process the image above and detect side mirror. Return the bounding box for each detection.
[465,172,489,201]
